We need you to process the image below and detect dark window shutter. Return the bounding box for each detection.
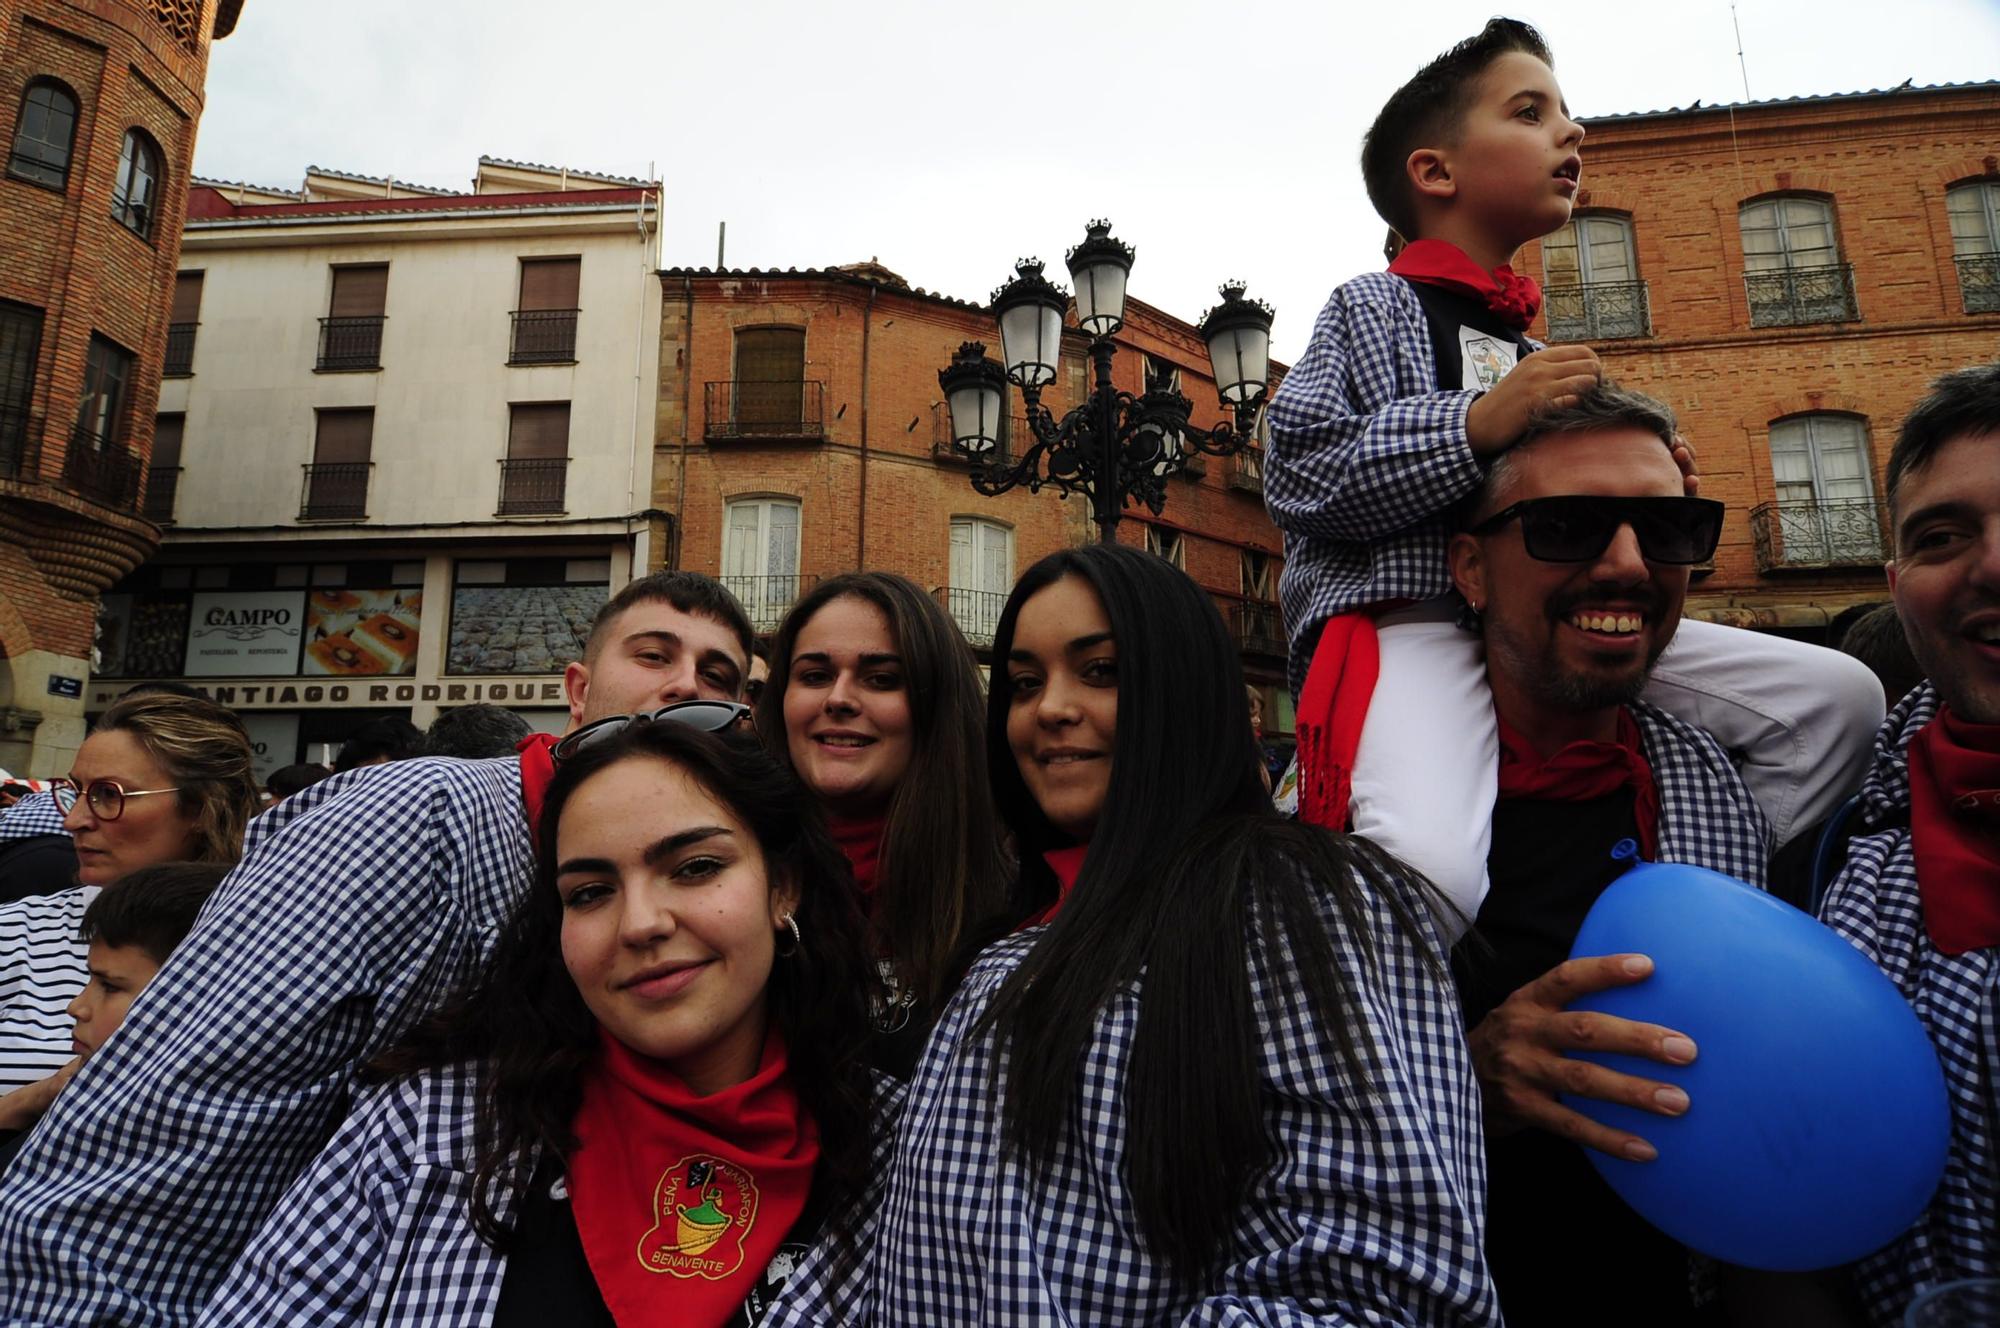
[0,301,42,417]
[170,272,203,323]
[735,327,804,382]
[507,403,570,459]
[329,266,389,317]
[313,408,374,464]
[518,258,581,311]
[152,414,184,468]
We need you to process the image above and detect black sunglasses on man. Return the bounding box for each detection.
[1469,495,1724,565]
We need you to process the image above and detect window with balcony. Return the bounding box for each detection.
[8,79,78,190]
[1739,197,1856,327]
[710,328,820,441]
[303,408,374,520]
[1946,179,2000,314]
[66,334,141,505]
[164,271,202,376]
[1235,549,1285,658]
[722,498,803,633]
[145,413,183,524]
[1145,525,1186,570]
[511,257,581,364]
[945,517,1013,647]
[111,129,161,240]
[1753,414,1883,570]
[1542,213,1650,340]
[500,402,570,515]
[319,264,388,370]
[0,300,42,479]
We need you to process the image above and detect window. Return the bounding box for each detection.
[0,300,42,475]
[1759,415,1883,567]
[8,80,78,190]
[1946,179,2000,314]
[320,264,388,370]
[1541,214,1649,340]
[731,327,808,435]
[721,498,802,632]
[111,129,162,239]
[1145,525,1186,570]
[74,335,133,449]
[947,517,1013,647]
[303,408,374,519]
[145,413,183,523]
[500,402,571,514]
[164,271,202,376]
[1739,197,1856,326]
[1235,549,1285,657]
[512,257,581,363]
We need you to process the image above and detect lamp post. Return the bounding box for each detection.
[937,220,1274,546]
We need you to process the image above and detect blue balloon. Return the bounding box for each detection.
[1564,851,1950,1271]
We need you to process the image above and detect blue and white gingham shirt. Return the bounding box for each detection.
[0,789,66,842]
[0,756,536,1327]
[1817,685,1997,1326]
[764,857,1502,1327]
[1628,699,1773,889]
[1265,273,1538,695]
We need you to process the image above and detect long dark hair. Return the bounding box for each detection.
[978,544,1438,1278]
[756,572,1010,1012]
[373,723,876,1248]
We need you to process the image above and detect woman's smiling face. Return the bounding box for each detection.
[1005,576,1119,841]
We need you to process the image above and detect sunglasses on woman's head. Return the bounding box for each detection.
[551,699,752,764]
[1469,495,1725,565]
[51,778,180,822]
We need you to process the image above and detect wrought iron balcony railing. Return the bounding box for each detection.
[508,309,579,365]
[299,461,372,520]
[1543,280,1652,341]
[1956,252,2000,314]
[933,586,1009,649]
[1750,497,1886,571]
[719,573,817,635]
[1744,263,1858,328]
[1230,600,1287,659]
[1228,447,1264,494]
[162,322,197,376]
[497,457,569,515]
[0,406,37,481]
[704,380,825,442]
[931,402,1020,465]
[317,315,385,371]
[143,465,181,524]
[62,433,142,508]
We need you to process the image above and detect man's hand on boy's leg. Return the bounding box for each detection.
[1671,432,1700,496]
[0,1058,79,1132]
[1464,344,1603,455]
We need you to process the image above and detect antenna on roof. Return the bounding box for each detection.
[718,221,727,269]
[1730,1,1751,100]
[1726,2,1751,199]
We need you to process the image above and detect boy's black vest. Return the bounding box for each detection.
[1402,278,1537,394]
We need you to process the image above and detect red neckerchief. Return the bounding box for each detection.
[1495,708,1660,859]
[517,732,560,844]
[1016,845,1090,931]
[567,1028,819,1328]
[826,813,887,917]
[1906,707,2000,956]
[1389,238,1543,330]
[1294,613,1381,831]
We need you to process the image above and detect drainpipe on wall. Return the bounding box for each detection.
[856,283,875,568]
[674,273,694,569]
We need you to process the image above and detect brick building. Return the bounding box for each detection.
[0,0,242,775]
[1521,80,2000,640]
[651,262,1294,732]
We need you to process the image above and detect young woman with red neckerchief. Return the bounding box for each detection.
[204,721,877,1328]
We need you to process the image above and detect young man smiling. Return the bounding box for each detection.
[0,572,755,1325]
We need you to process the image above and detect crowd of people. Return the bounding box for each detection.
[0,16,1993,1328]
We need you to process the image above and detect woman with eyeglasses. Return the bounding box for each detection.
[205,718,877,1328]
[766,545,1500,1325]
[756,573,1009,1068]
[0,692,258,1093]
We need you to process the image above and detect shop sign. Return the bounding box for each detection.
[86,677,569,713]
[184,592,306,678]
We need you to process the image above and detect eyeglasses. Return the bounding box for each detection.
[1470,495,1724,565]
[551,699,752,764]
[52,778,181,822]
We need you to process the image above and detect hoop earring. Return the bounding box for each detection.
[775,912,802,958]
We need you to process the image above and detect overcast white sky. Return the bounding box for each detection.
[191,1,2000,363]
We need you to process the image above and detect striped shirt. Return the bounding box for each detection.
[0,887,93,1091]
[1817,685,1997,1326]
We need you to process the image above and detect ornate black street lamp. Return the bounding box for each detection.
[938,220,1274,545]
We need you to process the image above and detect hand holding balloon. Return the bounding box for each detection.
[1467,952,1697,1162]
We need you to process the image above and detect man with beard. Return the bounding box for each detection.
[1445,384,1772,1325]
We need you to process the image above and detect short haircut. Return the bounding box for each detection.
[334,715,422,772]
[581,570,754,666]
[1362,18,1554,238]
[418,704,534,760]
[1466,380,1678,521]
[94,692,261,864]
[1836,603,1925,709]
[79,861,229,966]
[265,762,331,800]
[1885,362,2000,517]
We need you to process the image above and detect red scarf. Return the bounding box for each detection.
[1389,238,1543,330]
[1016,845,1090,931]
[567,1028,819,1328]
[1907,707,2000,956]
[1295,613,1381,831]
[517,732,560,844]
[1495,709,1660,859]
[826,813,887,916]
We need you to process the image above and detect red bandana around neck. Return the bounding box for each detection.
[1016,844,1090,931]
[1389,238,1543,330]
[1294,613,1381,832]
[826,813,887,914]
[1906,707,2000,956]
[567,1028,819,1328]
[517,732,560,844]
[1495,708,1660,859]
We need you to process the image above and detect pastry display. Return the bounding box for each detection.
[354,612,419,670]
[305,632,387,676]
[447,584,605,675]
